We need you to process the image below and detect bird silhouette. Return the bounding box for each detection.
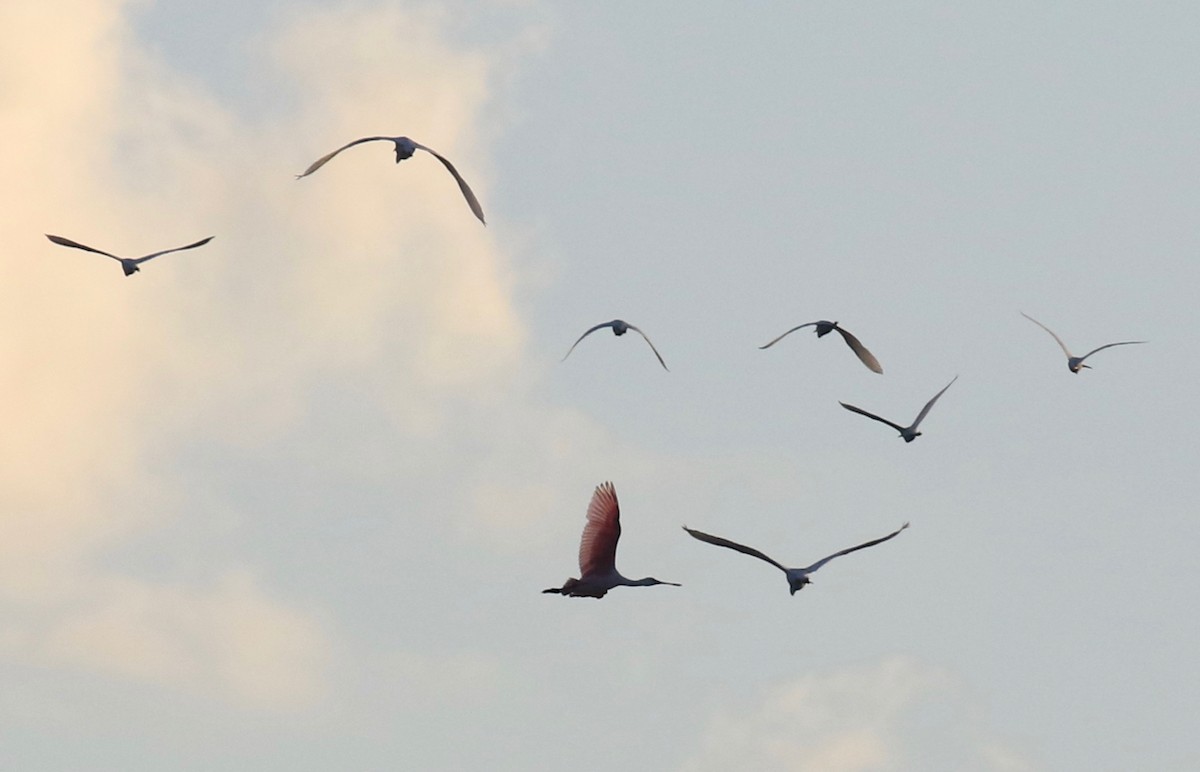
[840,375,958,442]
[759,320,882,373]
[1020,312,1145,373]
[544,482,680,598]
[562,320,668,371]
[46,234,213,276]
[296,135,485,224]
[683,522,909,594]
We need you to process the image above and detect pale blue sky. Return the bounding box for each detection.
[2,2,1197,770]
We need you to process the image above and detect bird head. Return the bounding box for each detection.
[814,321,836,338]
[902,431,921,443]
[121,261,139,276]
[788,576,811,595]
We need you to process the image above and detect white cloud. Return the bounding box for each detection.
[681,656,1036,772]
[0,0,537,708]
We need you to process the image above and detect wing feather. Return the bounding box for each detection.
[295,136,393,178]
[413,143,486,225]
[839,401,907,433]
[45,234,122,262]
[911,375,958,429]
[683,526,788,573]
[833,326,883,373]
[1021,312,1074,359]
[1076,340,1146,364]
[578,482,621,577]
[625,324,669,371]
[804,522,909,573]
[131,236,214,265]
[758,322,818,350]
[562,321,616,361]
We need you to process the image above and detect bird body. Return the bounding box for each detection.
[544,482,679,598]
[1020,312,1145,373]
[760,320,883,373]
[296,135,486,224]
[562,319,669,370]
[683,523,909,594]
[840,375,958,442]
[46,234,213,276]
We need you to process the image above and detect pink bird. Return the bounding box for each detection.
[543,482,680,599]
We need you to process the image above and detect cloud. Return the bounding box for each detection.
[0,0,537,708]
[681,656,1036,772]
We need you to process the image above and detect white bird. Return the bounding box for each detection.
[562,319,669,371]
[46,233,213,276]
[1021,312,1146,373]
[759,320,883,373]
[683,522,909,595]
[543,482,680,598]
[295,135,486,225]
[840,375,958,442]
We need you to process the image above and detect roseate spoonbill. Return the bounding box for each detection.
[295,136,485,224]
[1020,312,1145,373]
[46,234,213,276]
[840,375,958,442]
[562,320,668,371]
[683,522,909,594]
[543,482,680,598]
[759,320,883,373]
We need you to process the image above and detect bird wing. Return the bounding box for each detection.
[804,522,910,573]
[131,236,214,265]
[45,234,122,262]
[833,326,883,373]
[1075,340,1147,364]
[624,324,669,371]
[295,136,394,178]
[758,322,818,349]
[411,142,486,225]
[578,482,621,577]
[911,375,958,429]
[682,526,788,573]
[1021,312,1074,359]
[839,401,907,433]
[561,321,616,361]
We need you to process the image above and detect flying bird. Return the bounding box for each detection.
[1020,312,1145,373]
[543,482,680,598]
[562,320,669,370]
[46,233,213,276]
[295,135,486,224]
[840,375,958,442]
[759,320,883,373]
[683,522,909,594]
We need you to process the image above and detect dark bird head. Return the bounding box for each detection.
[814,321,837,337]
[610,320,629,336]
[121,261,139,276]
[902,430,921,443]
[788,576,811,595]
[393,138,417,162]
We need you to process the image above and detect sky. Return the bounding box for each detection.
[1,1,1198,769]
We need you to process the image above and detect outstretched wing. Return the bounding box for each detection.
[833,326,883,373]
[839,401,907,434]
[412,143,486,225]
[45,234,122,262]
[758,322,819,350]
[579,482,621,577]
[1021,312,1074,359]
[804,522,909,573]
[131,236,214,265]
[624,324,669,371]
[561,321,617,361]
[1076,340,1147,365]
[295,136,394,178]
[911,375,958,429]
[683,526,788,573]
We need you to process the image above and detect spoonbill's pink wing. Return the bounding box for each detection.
[578,482,621,577]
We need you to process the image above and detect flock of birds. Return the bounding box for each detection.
[42,131,1148,601]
